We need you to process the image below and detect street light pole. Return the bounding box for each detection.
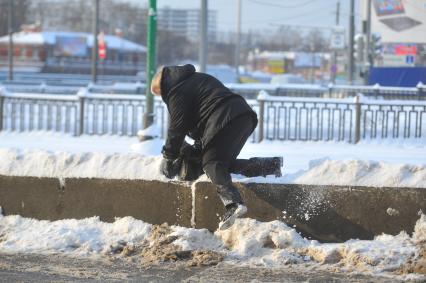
[91,0,99,83]
[331,1,340,84]
[235,0,241,81]
[199,0,208,73]
[365,0,372,85]
[8,0,14,81]
[348,0,355,85]
[144,0,157,129]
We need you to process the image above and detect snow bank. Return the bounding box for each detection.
[0,132,425,187]
[0,214,151,256]
[293,158,426,188]
[0,211,424,279]
[0,147,167,181]
[1,148,426,187]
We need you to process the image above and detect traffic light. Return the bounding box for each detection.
[354,33,365,63]
[370,33,382,59]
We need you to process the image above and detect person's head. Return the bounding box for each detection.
[151,67,164,96]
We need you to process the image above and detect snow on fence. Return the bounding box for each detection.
[0,88,426,143]
[227,82,426,100]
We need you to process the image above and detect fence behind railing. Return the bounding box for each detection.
[1,88,425,143]
[2,81,426,100]
[226,83,426,100]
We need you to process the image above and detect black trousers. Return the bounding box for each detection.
[202,115,255,207]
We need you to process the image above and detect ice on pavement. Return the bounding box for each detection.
[0,211,424,279]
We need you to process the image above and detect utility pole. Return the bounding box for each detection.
[331,1,340,84]
[348,0,355,84]
[199,0,208,73]
[365,0,372,85]
[235,0,241,81]
[91,0,99,83]
[144,0,157,129]
[8,0,14,81]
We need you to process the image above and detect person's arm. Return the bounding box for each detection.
[162,92,191,160]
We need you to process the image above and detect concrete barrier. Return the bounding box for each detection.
[1,175,425,242]
[193,183,426,241]
[0,176,191,227]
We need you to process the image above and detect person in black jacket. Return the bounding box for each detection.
[151,64,258,230]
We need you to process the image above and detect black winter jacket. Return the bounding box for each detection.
[160,64,258,159]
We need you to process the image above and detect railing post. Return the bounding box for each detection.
[327,83,333,98]
[77,88,86,136]
[258,100,264,143]
[0,90,4,132]
[417,82,424,100]
[373,83,380,99]
[257,91,266,143]
[354,94,361,144]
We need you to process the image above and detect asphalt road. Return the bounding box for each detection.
[0,253,408,283]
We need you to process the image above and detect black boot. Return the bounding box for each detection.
[231,157,283,177]
[218,202,247,230]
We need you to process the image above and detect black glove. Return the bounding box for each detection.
[180,141,202,162]
[160,158,181,179]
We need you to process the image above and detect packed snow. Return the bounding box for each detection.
[0,131,425,187]
[0,210,424,280]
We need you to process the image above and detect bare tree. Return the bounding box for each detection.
[0,0,29,36]
[157,29,197,65]
[301,29,329,52]
[28,0,146,44]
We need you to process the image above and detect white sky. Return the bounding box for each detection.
[126,0,360,33]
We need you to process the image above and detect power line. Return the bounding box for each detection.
[266,3,336,23]
[246,0,317,9]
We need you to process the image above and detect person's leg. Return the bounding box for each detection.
[202,161,242,206]
[231,157,283,177]
[202,115,255,207]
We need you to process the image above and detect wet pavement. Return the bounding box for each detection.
[0,253,406,283]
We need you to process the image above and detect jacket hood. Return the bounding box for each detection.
[161,64,196,103]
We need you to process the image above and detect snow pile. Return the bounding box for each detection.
[0,215,151,256]
[215,219,310,266]
[1,147,425,187]
[0,132,425,187]
[0,148,167,181]
[213,218,419,275]
[293,158,426,188]
[0,212,425,279]
[413,213,426,244]
[136,124,162,140]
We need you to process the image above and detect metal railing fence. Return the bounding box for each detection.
[256,92,426,143]
[0,88,167,137]
[1,88,425,143]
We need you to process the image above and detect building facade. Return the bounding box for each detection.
[157,7,217,42]
[0,31,146,75]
